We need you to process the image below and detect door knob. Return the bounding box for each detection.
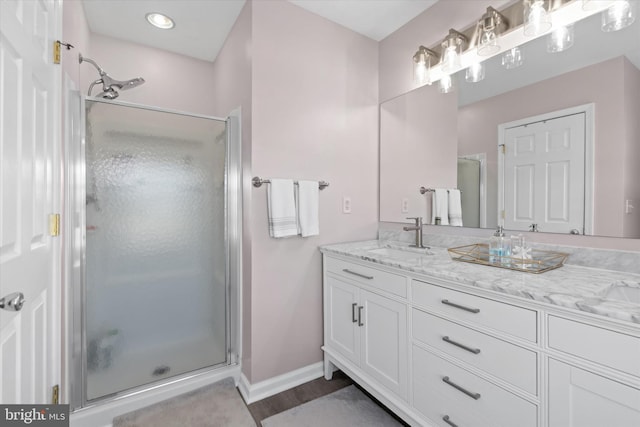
[0,292,25,311]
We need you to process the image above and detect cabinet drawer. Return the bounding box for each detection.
[548,316,640,378]
[325,256,407,298]
[413,309,538,395]
[412,280,537,342]
[413,346,537,427]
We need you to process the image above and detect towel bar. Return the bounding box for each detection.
[252,176,329,190]
[420,187,461,194]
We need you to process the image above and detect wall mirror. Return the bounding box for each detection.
[380,9,640,238]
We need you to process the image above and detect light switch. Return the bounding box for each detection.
[401,198,409,213]
[342,197,352,214]
[626,199,634,214]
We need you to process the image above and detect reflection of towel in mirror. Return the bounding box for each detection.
[448,189,463,227]
[431,189,449,225]
[267,179,298,238]
[297,180,319,237]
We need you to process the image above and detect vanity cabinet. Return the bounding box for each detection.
[321,252,640,427]
[323,258,408,401]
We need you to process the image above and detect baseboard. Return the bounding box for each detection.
[238,362,325,404]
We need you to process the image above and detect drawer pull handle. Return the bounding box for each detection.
[442,376,481,400]
[442,415,459,427]
[442,336,481,355]
[352,303,358,323]
[441,299,480,314]
[343,269,374,280]
[358,306,364,327]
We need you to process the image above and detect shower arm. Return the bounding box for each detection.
[87,79,103,97]
[79,54,105,76]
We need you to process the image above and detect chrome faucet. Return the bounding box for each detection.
[403,217,427,249]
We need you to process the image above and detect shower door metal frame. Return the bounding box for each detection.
[67,96,241,410]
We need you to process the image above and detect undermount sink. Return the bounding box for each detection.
[367,247,432,260]
[604,285,640,304]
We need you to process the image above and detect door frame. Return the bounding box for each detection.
[497,103,594,234]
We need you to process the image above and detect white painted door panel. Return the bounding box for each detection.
[503,113,585,233]
[0,0,60,404]
[548,359,640,427]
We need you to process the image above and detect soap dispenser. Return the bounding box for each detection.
[489,226,511,264]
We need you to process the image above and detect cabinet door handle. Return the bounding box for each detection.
[442,376,481,400]
[358,306,364,327]
[342,269,374,280]
[352,303,358,323]
[442,415,459,427]
[441,299,480,314]
[442,336,481,354]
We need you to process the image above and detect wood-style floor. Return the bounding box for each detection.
[244,371,409,426]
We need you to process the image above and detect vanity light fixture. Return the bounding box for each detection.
[601,0,636,31]
[146,12,175,29]
[478,7,508,56]
[441,29,467,73]
[523,0,552,36]
[547,24,574,52]
[465,62,485,82]
[413,46,438,85]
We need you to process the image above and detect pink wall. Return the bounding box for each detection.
[210,1,255,380]
[249,0,379,382]
[458,57,628,237]
[84,34,216,116]
[61,0,91,88]
[623,58,640,238]
[378,0,511,102]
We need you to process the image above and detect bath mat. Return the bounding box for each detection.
[112,377,255,427]
[260,385,403,427]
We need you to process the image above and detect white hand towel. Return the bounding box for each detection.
[267,179,298,238]
[431,189,449,225]
[448,189,463,227]
[297,180,319,237]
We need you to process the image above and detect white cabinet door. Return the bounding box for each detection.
[325,276,360,366]
[360,289,408,400]
[548,359,640,427]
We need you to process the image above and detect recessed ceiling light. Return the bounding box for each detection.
[146,12,175,29]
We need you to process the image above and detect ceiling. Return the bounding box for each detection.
[82,0,438,62]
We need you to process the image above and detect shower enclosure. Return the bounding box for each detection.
[70,98,239,408]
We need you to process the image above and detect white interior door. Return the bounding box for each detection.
[502,113,585,234]
[1,0,61,404]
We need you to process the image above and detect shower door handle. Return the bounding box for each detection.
[0,292,25,311]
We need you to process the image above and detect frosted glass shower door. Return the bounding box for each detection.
[84,100,228,401]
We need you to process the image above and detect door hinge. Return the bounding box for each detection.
[51,384,59,404]
[53,40,74,64]
[53,41,61,64]
[501,144,506,154]
[501,210,505,219]
[49,214,60,237]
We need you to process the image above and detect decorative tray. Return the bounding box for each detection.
[447,243,568,274]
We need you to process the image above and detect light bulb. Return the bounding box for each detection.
[602,0,636,32]
[478,28,499,56]
[439,74,454,93]
[524,0,552,36]
[413,60,429,85]
[442,47,460,73]
[465,62,485,83]
[547,24,574,52]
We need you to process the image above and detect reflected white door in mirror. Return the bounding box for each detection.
[498,104,593,235]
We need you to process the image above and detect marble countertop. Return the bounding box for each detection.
[320,240,640,325]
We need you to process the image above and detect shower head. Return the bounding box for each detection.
[79,53,145,99]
